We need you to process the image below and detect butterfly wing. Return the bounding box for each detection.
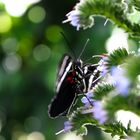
[48,76,77,118]
[48,56,77,118]
[56,54,72,86]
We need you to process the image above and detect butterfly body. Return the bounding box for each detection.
[48,54,99,118]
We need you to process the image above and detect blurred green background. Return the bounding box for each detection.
[0,0,113,140]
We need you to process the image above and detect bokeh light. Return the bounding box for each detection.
[28,6,46,23]
[105,27,129,53]
[24,116,41,132]
[0,107,6,132]
[2,37,19,54]
[0,135,5,140]
[58,132,83,140]
[0,106,6,120]
[27,132,45,140]
[2,54,22,74]
[45,25,63,43]
[18,134,28,140]
[127,9,140,23]
[0,13,12,33]
[1,0,41,17]
[102,131,120,140]
[33,44,51,62]
[0,0,134,140]
[115,110,140,130]
[12,131,26,140]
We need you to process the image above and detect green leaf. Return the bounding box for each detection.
[68,107,134,138]
[73,0,140,36]
[93,82,115,100]
[106,48,129,69]
[133,0,140,11]
[76,126,87,136]
[103,121,135,138]
[69,107,98,135]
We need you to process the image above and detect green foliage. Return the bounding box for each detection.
[69,107,98,136]
[106,48,129,69]
[56,0,140,139]
[63,0,140,135]
[93,82,115,100]
[67,47,140,138]
[103,121,134,138]
[132,0,140,11]
[126,56,140,81]
[68,107,135,138]
[67,60,140,137]
[72,0,140,36]
[67,52,140,137]
[1,0,140,139]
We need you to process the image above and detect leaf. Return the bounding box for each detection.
[76,126,87,136]
[93,82,115,100]
[67,0,140,36]
[69,107,98,135]
[68,107,134,138]
[106,48,129,69]
[133,0,140,11]
[103,122,128,138]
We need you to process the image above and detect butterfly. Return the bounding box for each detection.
[48,53,101,118]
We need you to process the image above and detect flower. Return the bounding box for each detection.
[111,66,130,96]
[81,100,108,124]
[92,101,108,124]
[63,9,94,30]
[81,91,94,106]
[64,121,73,132]
[55,121,73,135]
[97,56,108,76]
[63,10,81,30]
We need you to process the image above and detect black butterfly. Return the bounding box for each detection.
[48,54,101,118]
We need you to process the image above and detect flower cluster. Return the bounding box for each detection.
[81,91,94,107]
[81,92,108,124]
[97,56,108,77]
[55,121,73,135]
[111,66,130,96]
[63,1,94,30]
[64,121,73,132]
[56,0,140,138]
[63,10,94,30]
[92,101,108,124]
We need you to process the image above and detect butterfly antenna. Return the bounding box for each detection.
[60,32,76,58]
[78,38,90,60]
[84,57,96,63]
[84,54,107,63]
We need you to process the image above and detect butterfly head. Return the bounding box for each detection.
[74,59,83,67]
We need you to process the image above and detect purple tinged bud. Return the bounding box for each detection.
[64,121,73,132]
[81,91,94,106]
[63,6,94,30]
[81,101,108,124]
[97,57,108,76]
[63,10,81,30]
[92,101,108,124]
[86,92,94,98]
